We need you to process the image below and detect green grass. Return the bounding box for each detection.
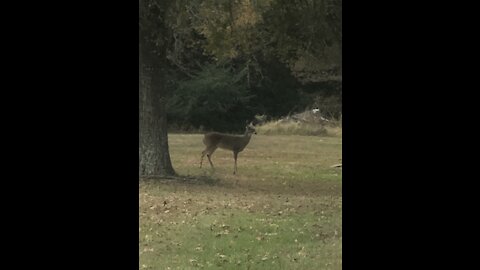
[140,134,342,269]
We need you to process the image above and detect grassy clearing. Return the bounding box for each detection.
[140,134,342,269]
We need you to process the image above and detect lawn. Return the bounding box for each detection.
[140,134,342,269]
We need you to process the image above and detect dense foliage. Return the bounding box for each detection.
[142,0,342,132]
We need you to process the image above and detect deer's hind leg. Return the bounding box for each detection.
[200,147,217,169]
[206,147,217,169]
[200,150,206,168]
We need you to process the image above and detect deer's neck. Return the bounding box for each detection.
[242,132,252,145]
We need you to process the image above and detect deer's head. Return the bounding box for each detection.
[245,121,257,135]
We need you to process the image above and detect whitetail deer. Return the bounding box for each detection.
[200,122,257,174]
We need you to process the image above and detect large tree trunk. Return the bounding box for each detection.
[139,43,175,177]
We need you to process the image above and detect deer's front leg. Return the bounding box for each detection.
[233,151,238,175]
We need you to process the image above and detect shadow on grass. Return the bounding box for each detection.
[140,174,223,186]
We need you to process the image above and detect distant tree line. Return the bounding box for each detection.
[164,0,342,132]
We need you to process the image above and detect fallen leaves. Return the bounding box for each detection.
[139,134,342,269]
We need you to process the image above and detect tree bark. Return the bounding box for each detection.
[139,41,175,177]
